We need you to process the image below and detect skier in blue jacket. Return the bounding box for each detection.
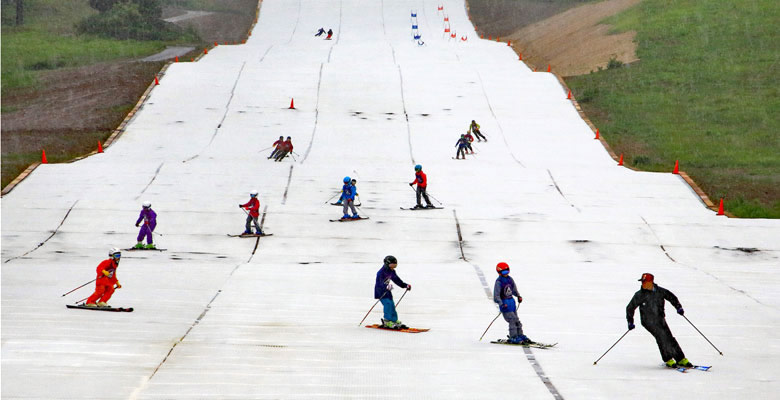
[455,134,470,159]
[340,176,359,219]
[375,255,411,329]
[494,262,532,344]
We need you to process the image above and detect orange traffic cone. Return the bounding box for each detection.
[41,149,48,164]
[618,154,624,166]
[507,40,511,46]
[672,160,679,174]
[204,48,208,54]
[289,98,295,109]
[154,76,160,85]
[519,53,522,60]
[97,141,103,153]
[547,64,551,72]
[214,41,218,47]
[595,129,600,139]
[567,90,572,99]
[174,56,179,63]
[717,198,725,215]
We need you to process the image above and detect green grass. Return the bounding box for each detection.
[567,0,780,218]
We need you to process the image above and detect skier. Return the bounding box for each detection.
[408,164,434,209]
[375,255,411,329]
[464,132,475,154]
[455,134,470,159]
[340,176,359,219]
[239,189,263,235]
[469,120,487,141]
[85,248,122,307]
[326,29,333,40]
[133,201,157,249]
[494,262,533,344]
[315,27,326,37]
[274,136,293,162]
[335,178,357,206]
[268,136,284,159]
[626,273,693,368]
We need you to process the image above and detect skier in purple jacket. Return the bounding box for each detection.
[134,201,157,249]
[374,255,411,329]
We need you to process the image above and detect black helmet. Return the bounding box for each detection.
[383,255,397,266]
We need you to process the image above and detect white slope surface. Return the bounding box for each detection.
[2,0,779,399]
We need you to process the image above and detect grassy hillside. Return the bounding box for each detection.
[467,0,591,36]
[567,0,779,218]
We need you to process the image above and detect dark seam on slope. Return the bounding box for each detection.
[135,163,164,200]
[288,0,302,44]
[282,165,294,205]
[640,216,775,310]
[4,200,78,264]
[397,66,415,164]
[547,169,580,212]
[453,209,467,261]
[252,205,269,255]
[301,63,324,164]
[474,71,525,167]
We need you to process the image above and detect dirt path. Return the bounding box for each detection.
[506,0,641,76]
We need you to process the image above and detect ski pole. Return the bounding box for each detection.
[394,288,410,308]
[324,192,340,204]
[61,279,96,297]
[593,330,631,365]
[682,314,723,355]
[74,295,90,304]
[426,191,444,205]
[358,298,383,327]
[289,153,297,162]
[479,312,502,341]
[257,146,272,153]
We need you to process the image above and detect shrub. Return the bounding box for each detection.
[606,56,624,70]
[77,2,180,40]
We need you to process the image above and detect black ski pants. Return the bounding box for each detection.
[643,319,685,362]
[473,129,486,141]
[416,186,432,207]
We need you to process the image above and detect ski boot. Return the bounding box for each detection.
[133,242,145,249]
[97,302,110,307]
[144,243,156,249]
[85,303,98,308]
[394,321,409,330]
[381,318,396,329]
[412,204,423,209]
[425,204,435,208]
[677,358,693,368]
[256,230,264,236]
[351,214,360,219]
[665,359,678,368]
[341,214,350,220]
[242,230,253,236]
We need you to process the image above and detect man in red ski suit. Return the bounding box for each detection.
[86,249,122,307]
[409,164,434,209]
[239,190,263,235]
[268,136,285,159]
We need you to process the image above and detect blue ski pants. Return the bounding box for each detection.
[380,297,398,322]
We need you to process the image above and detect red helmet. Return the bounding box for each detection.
[496,262,509,274]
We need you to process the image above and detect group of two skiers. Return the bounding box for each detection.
[268,136,294,162]
[315,27,334,40]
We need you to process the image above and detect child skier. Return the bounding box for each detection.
[409,164,434,208]
[85,248,122,307]
[494,262,532,344]
[464,132,475,154]
[626,273,693,368]
[374,255,411,329]
[469,120,487,141]
[455,134,470,159]
[268,136,284,159]
[340,176,359,219]
[335,178,357,206]
[239,190,263,235]
[134,201,157,249]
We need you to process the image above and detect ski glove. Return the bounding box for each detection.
[677,307,684,315]
[115,282,122,289]
[102,270,111,277]
[500,303,508,310]
[517,296,523,303]
[628,322,635,330]
[409,183,414,186]
[406,284,411,291]
[135,223,140,227]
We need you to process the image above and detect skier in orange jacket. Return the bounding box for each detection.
[86,248,122,307]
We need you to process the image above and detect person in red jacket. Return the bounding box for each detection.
[239,189,263,235]
[268,136,284,159]
[86,248,122,307]
[274,136,293,162]
[409,164,434,209]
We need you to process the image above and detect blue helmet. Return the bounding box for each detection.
[343,176,351,183]
[414,164,422,171]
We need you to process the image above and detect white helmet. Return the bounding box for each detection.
[142,201,151,208]
[250,189,258,196]
[108,247,121,258]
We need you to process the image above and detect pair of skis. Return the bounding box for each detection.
[672,365,712,373]
[227,233,274,237]
[66,304,133,312]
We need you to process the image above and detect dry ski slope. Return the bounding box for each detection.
[2,0,779,398]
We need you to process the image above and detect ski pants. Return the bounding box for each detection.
[269,148,279,159]
[87,282,115,304]
[416,186,432,207]
[466,143,473,153]
[245,215,262,233]
[342,199,357,216]
[502,311,524,337]
[643,320,685,362]
[456,146,467,158]
[275,150,289,161]
[473,129,486,141]
[137,224,153,244]
[380,297,398,322]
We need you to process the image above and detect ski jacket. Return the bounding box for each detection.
[374,265,408,300]
[494,276,519,312]
[469,122,480,133]
[241,197,260,217]
[281,139,293,152]
[95,258,119,285]
[456,138,469,148]
[272,139,283,148]
[411,170,427,188]
[464,133,474,143]
[341,183,355,201]
[626,284,683,327]
[135,208,157,230]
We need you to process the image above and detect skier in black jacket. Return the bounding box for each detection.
[626,273,693,368]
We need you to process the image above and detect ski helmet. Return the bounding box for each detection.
[496,262,509,274]
[414,164,422,171]
[250,189,258,196]
[109,248,122,258]
[279,135,284,139]
[343,176,351,183]
[142,201,151,208]
[383,255,398,266]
